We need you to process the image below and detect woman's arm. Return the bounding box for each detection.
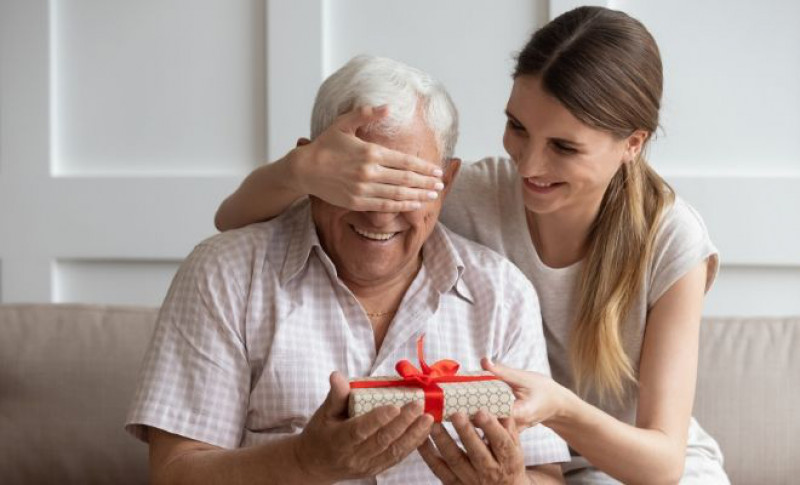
[214,106,445,231]
[488,261,708,485]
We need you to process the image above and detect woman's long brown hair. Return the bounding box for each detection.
[515,6,675,403]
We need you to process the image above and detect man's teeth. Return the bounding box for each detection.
[354,227,397,240]
[530,179,556,188]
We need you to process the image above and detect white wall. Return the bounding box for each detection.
[1,0,798,316]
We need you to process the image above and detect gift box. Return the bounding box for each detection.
[348,336,515,422]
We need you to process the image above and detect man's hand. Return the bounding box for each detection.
[294,371,434,483]
[418,411,529,485]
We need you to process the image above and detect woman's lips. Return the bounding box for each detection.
[524,178,565,194]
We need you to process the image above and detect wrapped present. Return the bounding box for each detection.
[348,335,514,422]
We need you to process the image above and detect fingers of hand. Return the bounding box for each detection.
[499,417,521,446]
[347,197,423,213]
[359,411,435,474]
[345,405,402,445]
[430,422,475,483]
[481,358,531,387]
[418,437,460,484]
[378,166,444,193]
[322,371,351,418]
[338,105,390,134]
[355,402,425,458]
[379,153,444,178]
[450,412,495,467]
[473,411,519,462]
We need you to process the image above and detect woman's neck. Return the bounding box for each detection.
[527,201,602,269]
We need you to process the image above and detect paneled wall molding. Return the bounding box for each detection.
[266,0,325,160]
[2,0,798,316]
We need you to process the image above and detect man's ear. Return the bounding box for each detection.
[441,158,461,197]
[296,137,311,147]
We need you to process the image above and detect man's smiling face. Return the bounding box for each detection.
[311,109,457,289]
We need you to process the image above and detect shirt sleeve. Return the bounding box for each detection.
[496,262,572,466]
[648,198,720,308]
[125,240,251,449]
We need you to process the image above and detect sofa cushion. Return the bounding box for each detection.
[0,304,157,485]
[695,316,800,484]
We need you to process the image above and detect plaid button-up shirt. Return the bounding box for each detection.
[126,199,569,484]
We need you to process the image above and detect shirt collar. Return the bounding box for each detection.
[421,224,474,303]
[279,200,324,285]
[280,202,473,304]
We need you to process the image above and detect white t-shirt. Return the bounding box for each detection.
[441,157,727,482]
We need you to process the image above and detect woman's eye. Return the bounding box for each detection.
[553,142,577,154]
[506,119,524,131]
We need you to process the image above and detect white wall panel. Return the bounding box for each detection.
[615,0,800,176]
[53,259,180,306]
[325,0,548,163]
[2,0,798,315]
[705,265,800,317]
[0,1,246,305]
[51,0,266,175]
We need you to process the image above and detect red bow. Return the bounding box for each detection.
[350,334,497,422]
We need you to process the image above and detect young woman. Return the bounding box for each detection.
[214,7,728,484]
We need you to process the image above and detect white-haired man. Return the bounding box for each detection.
[126,55,569,484]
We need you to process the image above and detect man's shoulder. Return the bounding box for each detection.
[440,224,535,294]
[186,200,311,274]
[203,200,309,250]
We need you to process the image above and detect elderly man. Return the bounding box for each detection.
[126,55,569,484]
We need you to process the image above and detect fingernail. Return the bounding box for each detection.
[433,169,444,177]
[427,192,439,200]
[434,182,444,190]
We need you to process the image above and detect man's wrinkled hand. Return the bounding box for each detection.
[294,371,434,483]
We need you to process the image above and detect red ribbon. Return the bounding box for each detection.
[350,334,498,422]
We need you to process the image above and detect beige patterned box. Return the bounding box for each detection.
[348,371,514,422]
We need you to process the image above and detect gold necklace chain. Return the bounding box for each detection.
[366,309,397,317]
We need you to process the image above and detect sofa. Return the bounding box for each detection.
[0,304,797,484]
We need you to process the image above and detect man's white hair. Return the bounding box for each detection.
[310,55,459,160]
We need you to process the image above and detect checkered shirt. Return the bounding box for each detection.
[125,200,570,484]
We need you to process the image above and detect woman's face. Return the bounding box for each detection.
[503,75,645,217]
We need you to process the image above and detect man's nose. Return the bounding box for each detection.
[362,211,398,228]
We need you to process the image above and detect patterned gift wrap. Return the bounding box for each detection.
[348,371,515,422]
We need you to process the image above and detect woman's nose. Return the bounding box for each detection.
[516,145,548,177]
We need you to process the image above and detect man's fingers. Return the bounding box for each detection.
[322,371,352,419]
[499,417,521,446]
[418,438,460,484]
[355,401,426,457]
[473,411,519,464]
[359,412,434,473]
[345,404,402,444]
[430,423,475,483]
[450,412,495,468]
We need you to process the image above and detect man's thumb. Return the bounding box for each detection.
[322,371,351,418]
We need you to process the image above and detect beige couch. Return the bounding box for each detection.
[0,304,797,484]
